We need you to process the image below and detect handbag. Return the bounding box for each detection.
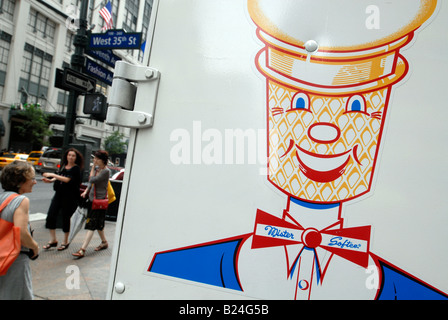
[91,184,109,210]
[107,181,116,204]
[0,193,20,276]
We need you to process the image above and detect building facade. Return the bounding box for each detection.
[0,0,153,152]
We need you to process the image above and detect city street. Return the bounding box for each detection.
[28,174,53,219]
[25,174,116,300]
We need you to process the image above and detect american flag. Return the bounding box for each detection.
[100,1,113,30]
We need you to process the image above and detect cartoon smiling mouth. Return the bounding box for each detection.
[279,140,361,183]
[295,146,352,183]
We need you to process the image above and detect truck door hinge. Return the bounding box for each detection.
[106,61,160,129]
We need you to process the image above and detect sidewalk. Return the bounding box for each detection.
[29,216,116,300]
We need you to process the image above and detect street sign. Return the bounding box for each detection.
[84,93,108,121]
[62,68,96,93]
[86,49,121,68]
[88,29,142,50]
[84,57,114,86]
[55,68,70,91]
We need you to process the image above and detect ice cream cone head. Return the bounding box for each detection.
[248,0,438,203]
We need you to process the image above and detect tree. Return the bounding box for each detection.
[15,103,52,150]
[103,130,127,155]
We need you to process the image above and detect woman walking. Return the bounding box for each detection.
[42,148,83,251]
[73,150,109,258]
[0,161,39,300]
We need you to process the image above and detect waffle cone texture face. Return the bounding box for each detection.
[248,0,437,203]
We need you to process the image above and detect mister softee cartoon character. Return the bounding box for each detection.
[148,0,448,299]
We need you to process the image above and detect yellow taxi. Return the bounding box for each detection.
[0,153,28,168]
[26,151,43,166]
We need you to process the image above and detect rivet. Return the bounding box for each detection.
[305,40,319,53]
[137,114,147,124]
[145,69,153,78]
[115,282,125,294]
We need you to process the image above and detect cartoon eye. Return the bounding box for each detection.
[291,92,310,110]
[346,95,366,113]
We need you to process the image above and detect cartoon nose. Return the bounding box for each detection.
[307,123,341,144]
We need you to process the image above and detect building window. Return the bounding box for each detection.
[112,0,119,25]
[56,62,70,113]
[57,91,69,114]
[138,0,154,62]
[66,31,75,53]
[19,44,53,104]
[0,0,15,22]
[0,31,11,100]
[123,0,139,32]
[27,8,56,42]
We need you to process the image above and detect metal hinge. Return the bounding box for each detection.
[105,61,160,129]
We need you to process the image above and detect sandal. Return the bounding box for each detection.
[57,243,70,251]
[95,241,108,251]
[72,248,85,258]
[43,242,58,250]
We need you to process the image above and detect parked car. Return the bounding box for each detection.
[36,148,62,173]
[0,153,28,168]
[14,153,28,161]
[111,168,125,180]
[26,151,43,166]
[0,153,16,168]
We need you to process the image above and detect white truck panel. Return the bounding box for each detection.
[107,0,448,300]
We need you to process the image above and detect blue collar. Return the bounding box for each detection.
[290,197,340,210]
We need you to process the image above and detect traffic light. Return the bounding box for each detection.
[83,93,107,121]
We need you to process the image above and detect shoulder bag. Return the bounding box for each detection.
[0,193,20,276]
[91,184,109,210]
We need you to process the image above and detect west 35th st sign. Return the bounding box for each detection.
[88,29,143,50]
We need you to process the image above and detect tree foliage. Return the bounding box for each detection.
[103,130,127,155]
[15,104,52,149]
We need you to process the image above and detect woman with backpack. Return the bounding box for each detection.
[0,161,39,300]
